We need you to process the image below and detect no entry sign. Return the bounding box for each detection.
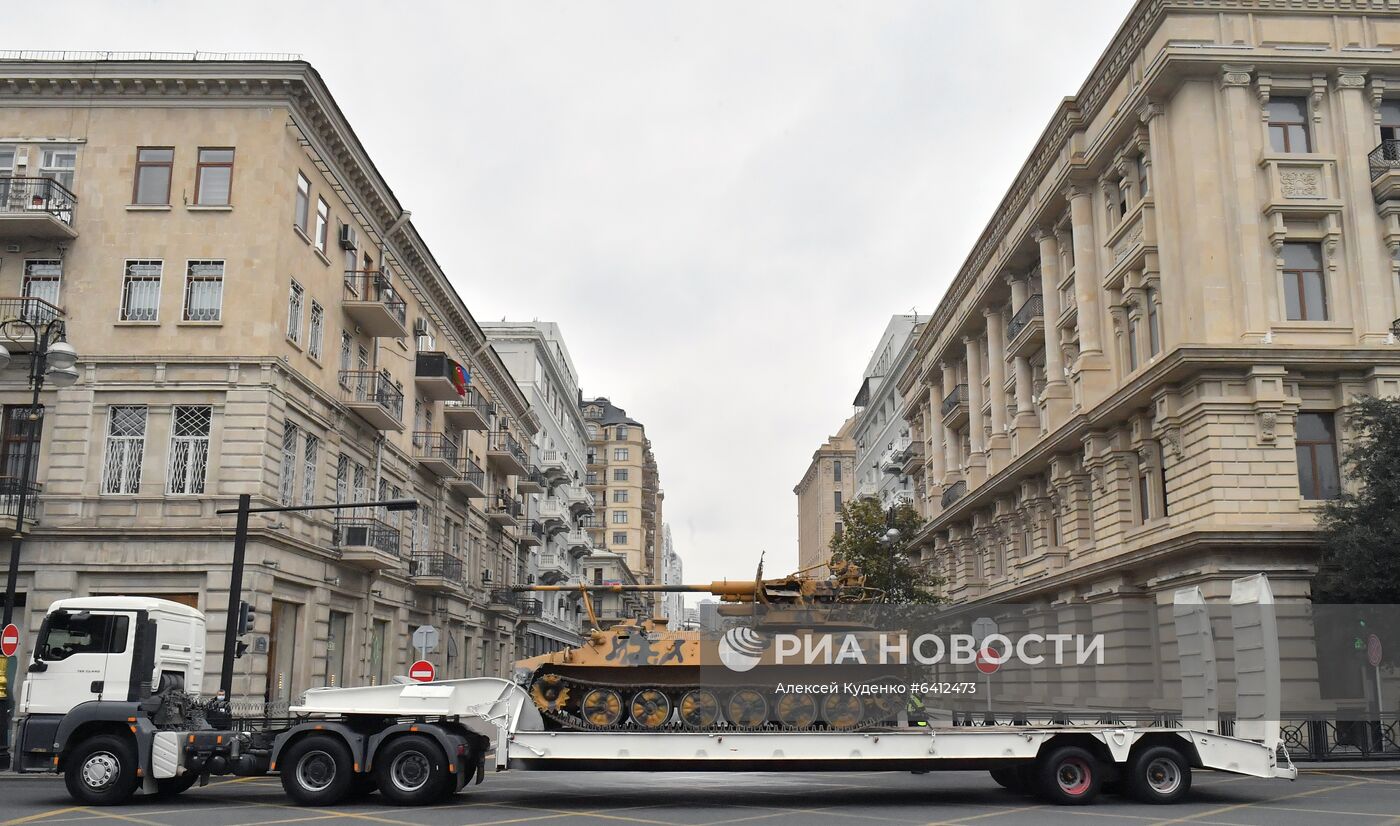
[408,659,436,682]
[1369,634,1383,668]
[1,623,19,658]
[975,646,1002,675]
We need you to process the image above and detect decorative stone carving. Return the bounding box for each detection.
[1279,168,1322,198]
[1161,428,1182,458]
[1113,221,1145,263]
[1258,411,1278,444]
[1222,64,1254,88]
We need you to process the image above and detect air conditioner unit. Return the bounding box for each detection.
[14,148,28,168]
[338,224,358,251]
[413,318,430,337]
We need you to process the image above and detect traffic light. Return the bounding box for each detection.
[234,640,249,659]
[235,600,257,637]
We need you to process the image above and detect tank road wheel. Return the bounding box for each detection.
[1125,745,1191,804]
[1035,745,1102,805]
[726,689,768,729]
[679,689,721,729]
[64,734,140,806]
[580,688,625,728]
[280,734,354,806]
[775,693,818,728]
[630,689,673,729]
[530,673,570,713]
[822,693,864,730]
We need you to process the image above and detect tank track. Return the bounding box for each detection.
[530,673,905,733]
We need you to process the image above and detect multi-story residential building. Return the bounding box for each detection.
[893,0,1400,708]
[579,397,664,600]
[793,416,857,570]
[851,314,926,509]
[580,550,648,628]
[659,524,684,623]
[481,321,594,655]
[0,55,539,708]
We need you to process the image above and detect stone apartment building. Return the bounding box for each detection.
[892,0,1400,711]
[0,56,541,707]
[850,314,926,509]
[793,415,856,570]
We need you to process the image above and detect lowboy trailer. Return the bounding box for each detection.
[12,575,1295,807]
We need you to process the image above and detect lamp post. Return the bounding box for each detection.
[0,310,79,771]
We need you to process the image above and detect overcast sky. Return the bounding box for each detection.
[56,0,1133,585]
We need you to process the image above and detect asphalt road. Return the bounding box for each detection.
[2,768,1398,826]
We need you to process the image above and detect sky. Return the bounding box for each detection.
[51,0,1133,585]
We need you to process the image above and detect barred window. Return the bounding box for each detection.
[339,331,352,382]
[279,422,299,505]
[22,260,62,310]
[308,301,325,359]
[183,260,223,322]
[167,405,211,495]
[335,453,349,504]
[286,280,304,343]
[302,433,319,506]
[121,260,162,322]
[101,406,147,494]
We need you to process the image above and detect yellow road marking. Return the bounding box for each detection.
[932,804,1043,825]
[0,808,88,826]
[1150,778,1368,824]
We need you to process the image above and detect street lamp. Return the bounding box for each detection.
[0,311,79,771]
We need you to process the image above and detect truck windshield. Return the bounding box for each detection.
[36,612,129,661]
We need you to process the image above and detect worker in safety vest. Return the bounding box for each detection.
[907,692,927,727]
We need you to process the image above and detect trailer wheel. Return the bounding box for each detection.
[64,734,140,806]
[1125,745,1191,804]
[374,734,451,806]
[280,734,353,806]
[1035,745,1102,805]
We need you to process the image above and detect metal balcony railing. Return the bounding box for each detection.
[1007,294,1044,341]
[524,519,545,540]
[412,430,460,466]
[488,430,529,465]
[0,177,77,225]
[518,598,543,617]
[941,384,968,417]
[1370,139,1400,181]
[941,479,968,508]
[333,516,401,557]
[342,270,407,325]
[494,491,522,519]
[409,552,464,582]
[338,370,404,422]
[460,455,486,487]
[0,477,42,523]
[489,588,518,607]
[0,296,64,327]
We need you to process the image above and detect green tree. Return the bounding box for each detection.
[1314,396,1400,604]
[829,497,943,604]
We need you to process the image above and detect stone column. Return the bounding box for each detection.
[1219,64,1270,339]
[1068,184,1114,404]
[941,362,959,477]
[984,307,1010,470]
[964,335,986,485]
[1008,273,1029,310]
[1336,67,1393,341]
[1034,228,1070,423]
[926,383,946,486]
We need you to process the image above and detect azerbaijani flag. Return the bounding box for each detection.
[451,361,470,396]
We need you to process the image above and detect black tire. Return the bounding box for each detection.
[989,767,1028,793]
[1035,745,1102,805]
[373,734,452,806]
[279,734,354,806]
[64,734,140,806]
[153,772,201,798]
[346,772,378,800]
[1125,745,1191,804]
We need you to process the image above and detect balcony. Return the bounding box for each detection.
[488,491,522,528]
[442,387,494,432]
[342,270,408,338]
[338,371,404,431]
[0,477,41,533]
[488,587,522,614]
[538,499,570,534]
[940,479,968,509]
[414,351,465,401]
[564,484,594,516]
[565,528,593,557]
[334,516,402,570]
[450,456,487,499]
[518,519,545,548]
[0,177,78,240]
[517,466,545,494]
[538,449,571,485]
[536,551,572,584]
[940,383,969,428]
[518,598,543,618]
[412,431,460,477]
[408,552,464,593]
[0,297,64,353]
[487,431,529,476]
[1006,293,1045,358]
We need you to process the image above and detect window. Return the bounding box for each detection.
[613,447,630,461]
[833,460,842,482]
[39,146,77,190]
[22,260,62,311]
[834,521,844,540]
[1267,97,1312,153]
[314,197,329,252]
[616,425,628,440]
[339,331,352,380]
[279,423,299,505]
[1146,288,1161,357]
[194,148,234,205]
[1296,412,1340,500]
[1126,313,1141,371]
[335,454,349,504]
[101,406,147,494]
[1382,100,1400,144]
[36,612,128,662]
[287,280,304,343]
[1156,440,1170,517]
[1136,154,1150,199]
[613,489,629,503]
[302,434,319,506]
[132,147,173,205]
[120,260,162,321]
[1049,510,1061,547]
[1,406,40,483]
[1282,242,1328,321]
[183,260,224,322]
[308,302,325,359]
[613,468,629,482]
[612,510,629,524]
[1115,181,1128,219]
[1135,464,1152,525]
[612,531,627,546]
[167,405,211,495]
[294,172,311,233]
[833,491,842,511]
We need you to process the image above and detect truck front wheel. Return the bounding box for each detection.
[373,734,451,806]
[64,734,140,806]
[280,734,354,806]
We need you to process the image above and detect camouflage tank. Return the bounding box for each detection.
[511,559,902,732]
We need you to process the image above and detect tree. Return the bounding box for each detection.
[1314,395,1400,604]
[829,497,943,604]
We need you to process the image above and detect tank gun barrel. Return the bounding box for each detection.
[512,580,758,596]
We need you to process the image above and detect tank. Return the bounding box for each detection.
[511,559,904,732]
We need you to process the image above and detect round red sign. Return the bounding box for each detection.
[975,646,1002,675]
[1368,634,1383,668]
[408,659,436,683]
[1,623,19,658]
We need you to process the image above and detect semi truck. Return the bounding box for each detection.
[9,574,1296,808]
